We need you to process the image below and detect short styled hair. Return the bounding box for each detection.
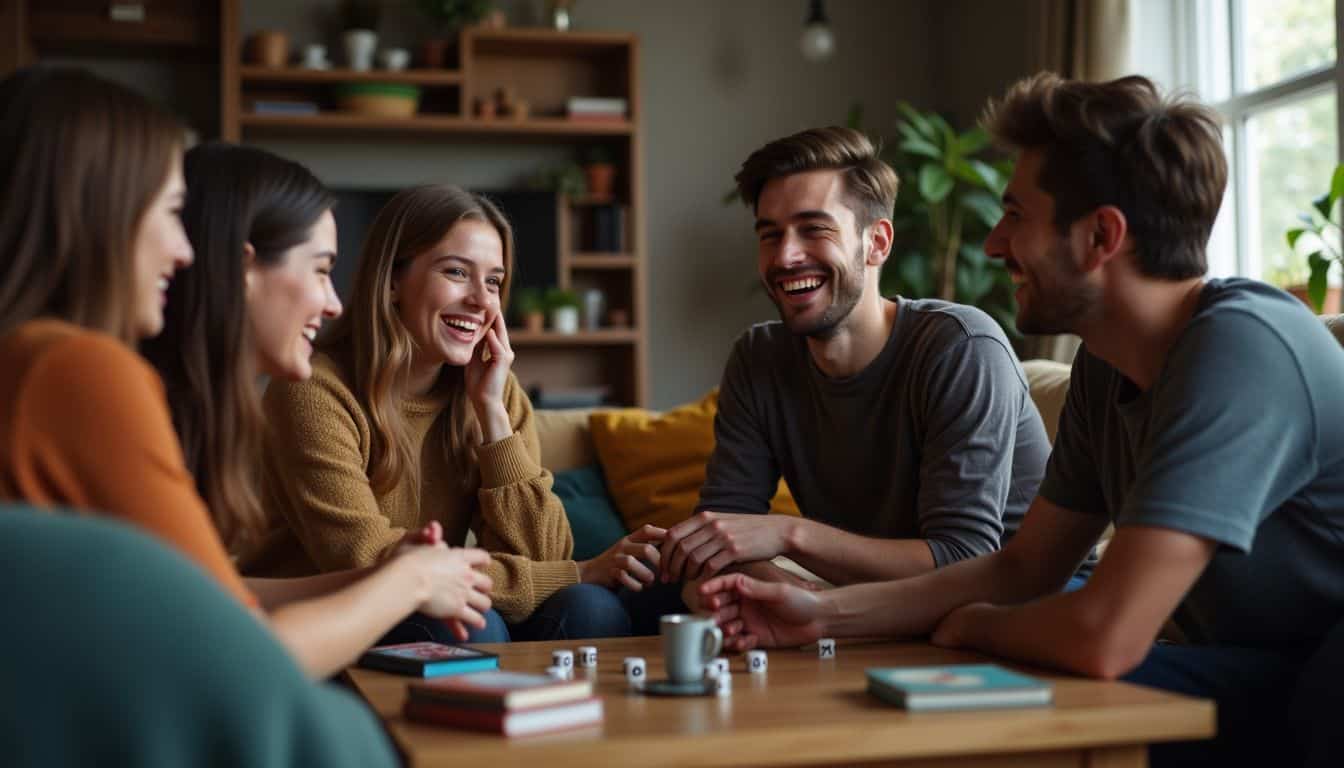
[734,126,899,233]
[982,72,1226,280]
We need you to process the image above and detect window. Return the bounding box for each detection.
[1133,0,1340,284]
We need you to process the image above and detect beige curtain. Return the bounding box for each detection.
[1019,0,1132,363]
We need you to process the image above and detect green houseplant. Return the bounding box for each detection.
[881,102,1017,336]
[1286,163,1344,313]
[415,0,491,67]
[544,288,581,334]
[511,286,545,332]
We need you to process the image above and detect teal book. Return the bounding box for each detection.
[865,664,1053,711]
[358,642,499,678]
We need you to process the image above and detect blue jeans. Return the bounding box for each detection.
[1122,617,1344,768]
[380,584,632,645]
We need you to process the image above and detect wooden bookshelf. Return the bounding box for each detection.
[221,12,647,406]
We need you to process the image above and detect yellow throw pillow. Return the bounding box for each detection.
[588,389,800,532]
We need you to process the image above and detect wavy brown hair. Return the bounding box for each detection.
[142,143,336,550]
[982,72,1226,279]
[320,185,514,497]
[0,67,184,342]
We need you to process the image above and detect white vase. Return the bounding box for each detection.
[343,29,378,71]
[551,306,580,334]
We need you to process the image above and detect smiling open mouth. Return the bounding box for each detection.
[778,275,827,296]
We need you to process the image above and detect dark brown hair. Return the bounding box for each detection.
[982,72,1227,279]
[0,67,184,341]
[734,126,899,233]
[141,143,336,550]
[321,185,515,497]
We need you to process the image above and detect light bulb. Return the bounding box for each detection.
[799,22,835,61]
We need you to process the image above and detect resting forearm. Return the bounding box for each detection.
[789,519,936,584]
[266,558,425,678]
[245,568,372,611]
[955,595,1142,679]
[819,548,1026,638]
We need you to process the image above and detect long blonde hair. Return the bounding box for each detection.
[321,185,514,496]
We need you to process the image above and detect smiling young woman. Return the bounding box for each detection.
[246,184,664,642]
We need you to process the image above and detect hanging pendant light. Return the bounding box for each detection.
[799,0,836,62]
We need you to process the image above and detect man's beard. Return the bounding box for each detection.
[769,244,866,339]
[1015,238,1097,335]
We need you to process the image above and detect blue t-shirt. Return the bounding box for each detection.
[1040,278,1344,651]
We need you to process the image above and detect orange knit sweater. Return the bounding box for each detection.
[0,320,257,608]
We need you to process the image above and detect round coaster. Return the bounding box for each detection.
[643,678,714,696]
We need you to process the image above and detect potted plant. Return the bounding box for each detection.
[545,288,581,334]
[1285,163,1344,314]
[582,146,616,201]
[511,286,545,333]
[529,163,587,200]
[881,102,1017,337]
[416,0,491,68]
[341,0,381,71]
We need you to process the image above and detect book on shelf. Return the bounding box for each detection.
[865,664,1053,711]
[581,204,626,252]
[357,642,499,678]
[407,670,594,710]
[566,96,628,117]
[249,100,320,116]
[403,696,604,737]
[528,386,611,410]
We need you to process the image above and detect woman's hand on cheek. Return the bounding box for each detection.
[465,309,515,444]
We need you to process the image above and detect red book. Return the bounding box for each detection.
[407,670,592,710]
[403,697,604,737]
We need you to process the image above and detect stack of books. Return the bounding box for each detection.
[582,204,627,252]
[403,670,603,737]
[567,96,628,122]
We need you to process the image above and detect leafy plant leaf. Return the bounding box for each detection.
[1331,164,1344,211]
[897,102,937,141]
[900,136,942,159]
[918,164,954,204]
[1308,251,1330,313]
[1314,193,1333,221]
[957,128,990,156]
[1286,227,1307,249]
[959,190,1003,229]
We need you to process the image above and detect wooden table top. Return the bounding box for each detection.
[345,636,1214,768]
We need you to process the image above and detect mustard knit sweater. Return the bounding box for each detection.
[240,352,579,622]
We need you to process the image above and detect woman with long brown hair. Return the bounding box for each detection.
[251,184,664,641]
[0,68,492,679]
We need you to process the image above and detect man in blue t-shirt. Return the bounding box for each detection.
[698,73,1344,767]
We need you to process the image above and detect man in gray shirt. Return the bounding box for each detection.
[697,75,1343,767]
[657,126,1061,592]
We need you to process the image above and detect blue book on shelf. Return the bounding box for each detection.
[358,642,499,678]
[865,664,1053,711]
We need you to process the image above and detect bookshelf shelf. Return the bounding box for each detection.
[238,113,634,138]
[571,253,636,268]
[240,66,464,86]
[508,330,639,346]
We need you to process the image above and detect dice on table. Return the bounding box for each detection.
[552,649,574,670]
[713,671,732,697]
[622,656,646,688]
[705,657,729,678]
[577,645,598,668]
[817,638,836,659]
[746,649,768,673]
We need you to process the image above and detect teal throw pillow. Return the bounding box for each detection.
[553,464,628,560]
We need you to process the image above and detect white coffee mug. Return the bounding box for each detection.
[660,614,722,684]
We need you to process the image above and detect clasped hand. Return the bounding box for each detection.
[659,510,797,582]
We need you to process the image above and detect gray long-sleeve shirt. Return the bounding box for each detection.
[698,297,1054,569]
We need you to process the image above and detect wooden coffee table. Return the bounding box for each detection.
[344,636,1213,767]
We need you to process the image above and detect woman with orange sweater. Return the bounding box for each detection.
[0,67,491,678]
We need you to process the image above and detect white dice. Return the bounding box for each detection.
[817,638,836,659]
[577,646,598,668]
[552,649,574,671]
[623,656,646,688]
[713,671,733,697]
[746,649,768,673]
[705,657,729,678]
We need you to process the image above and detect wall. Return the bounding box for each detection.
[240,0,935,409]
